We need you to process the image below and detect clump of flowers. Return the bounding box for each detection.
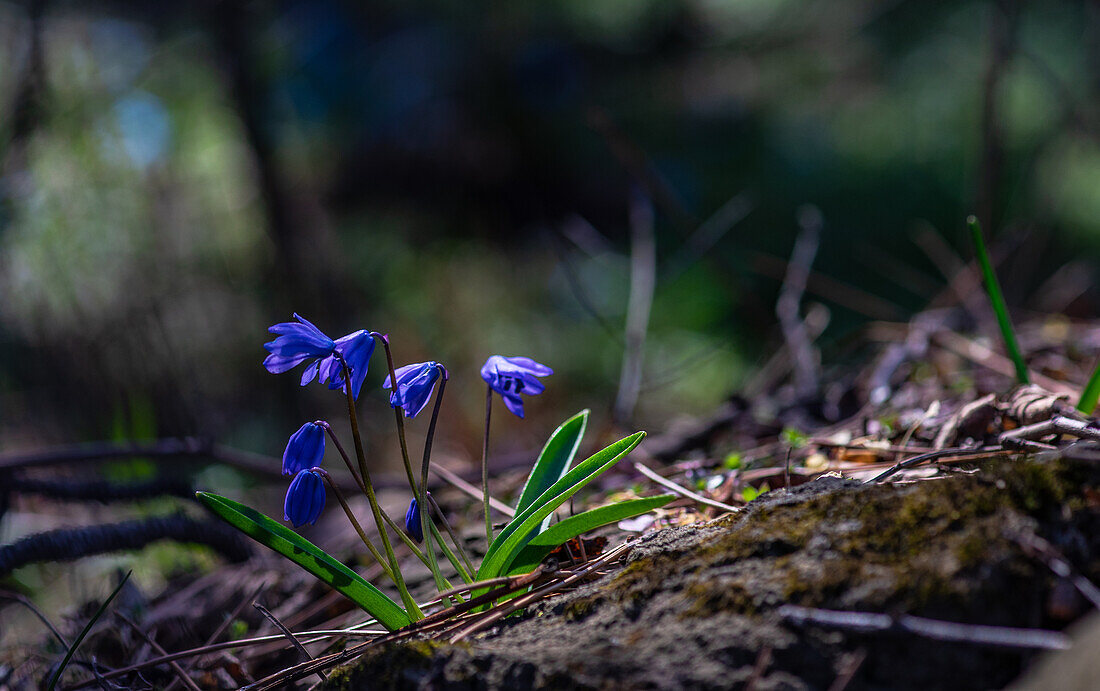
[197,314,671,631]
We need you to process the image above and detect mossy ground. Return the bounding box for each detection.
[326,455,1100,690]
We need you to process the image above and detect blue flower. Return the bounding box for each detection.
[404,498,423,543]
[263,314,335,375]
[383,361,442,418]
[480,355,553,418]
[320,330,376,400]
[282,422,325,476]
[284,469,326,527]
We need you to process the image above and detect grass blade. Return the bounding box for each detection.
[1078,358,1100,415]
[46,570,131,691]
[196,492,410,631]
[514,410,588,538]
[504,494,674,575]
[967,215,1029,384]
[478,431,646,581]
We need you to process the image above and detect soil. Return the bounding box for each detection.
[326,452,1100,690]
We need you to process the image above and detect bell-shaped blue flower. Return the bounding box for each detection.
[383,361,442,418]
[284,469,326,527]
[320,330,376,400]
[263,314,335,375]
[404,498,424,543]
[480,355,553,418]
[282,422,325,476]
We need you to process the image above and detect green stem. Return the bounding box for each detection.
[315,469,394,582]
[377,505,459,598]
[418,369,449,594]
[337,355,421,619]
[482,384,493,545]
[967,215,1029,384]
[317,421,368,496]
[428,492,476,581]
[371,333,420,498]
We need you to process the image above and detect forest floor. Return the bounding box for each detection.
[10,309,1100,690]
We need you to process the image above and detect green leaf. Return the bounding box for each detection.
[967,215,1029,384]
[196,492,410,631]
[504,495,674,575]
[478,431,646,582]
[47,571,131,691]
[780,427,808,449]
[722,452,742,470]
[514,410,588,539]
[1078,358,1100,415]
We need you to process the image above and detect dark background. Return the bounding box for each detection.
[1,0,1099,530]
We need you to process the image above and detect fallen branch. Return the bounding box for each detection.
[865,447,1008,484]
[633,461,740,513]
[778,605,1070,650]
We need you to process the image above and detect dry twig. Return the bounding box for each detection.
[778,605,1070,650]
[633,461,740,513]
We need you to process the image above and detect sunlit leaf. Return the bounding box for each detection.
[1077,358,1100,415]
[478,431,645,582]
[514,409,588,540]
[504,495,674,575]
[196,492,410,631]
[968,215,1029,384]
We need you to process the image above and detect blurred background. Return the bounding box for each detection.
[2,0,1100,644]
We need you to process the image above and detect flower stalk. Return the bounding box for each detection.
[314,469,394,582]
[371,333,421,499]
[316,421,368,496]
[482,384,493,544]
[429,492,476,579]
[418,369,449,593]
[336,354,421,619]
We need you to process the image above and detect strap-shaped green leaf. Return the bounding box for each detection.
[504,494,674,576]
[514,410,588,538]
[47,571,131,690]
[196,492,410,631]
[478,431,645,581]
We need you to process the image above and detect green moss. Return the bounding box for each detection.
[564,595,598,621]
[326,455,1099,689]
[662,457,1089,620]
[324,638,456,690]
[682,579,758,617]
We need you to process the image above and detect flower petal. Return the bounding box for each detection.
[501,393,526,418]
[282,422,325,476]
[386,362,441,417]
[299,361,320,386]
[404,498,423,542]
[501,356,553,377]
[284,469,326,527]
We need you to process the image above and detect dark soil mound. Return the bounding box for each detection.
[328,453,1100,690]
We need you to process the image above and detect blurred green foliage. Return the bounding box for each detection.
[0,0,1096,465]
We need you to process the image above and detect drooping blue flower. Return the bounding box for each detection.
[383,361,442,418]
[404,498,423,543]
[284,469,326,527]
[319,330,376,400]
[282,422,325,476]
[263,314,335,375]
[480,355,553,418]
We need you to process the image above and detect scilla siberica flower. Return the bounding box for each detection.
[383,361,442,418]
[282,422,325,476]
[480,356,553,418]
[284,469,326,527]
[263,314,335,375]
[404,498,423,543]
[322,330,376,400]
[263,316,376,399]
